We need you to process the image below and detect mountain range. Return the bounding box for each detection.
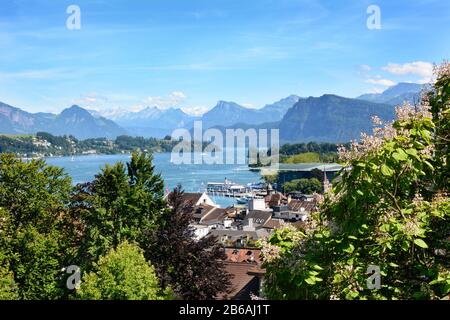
[279,95,395,143]
[92,106,196,138]
[0,103,125,139]
[91,95,301,138]
[200,95,301,129]
[357,82,424,106]
[0,83,423,143]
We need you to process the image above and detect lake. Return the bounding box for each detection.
[44,153,262,208]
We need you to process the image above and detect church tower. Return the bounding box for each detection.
[323,166,331,193]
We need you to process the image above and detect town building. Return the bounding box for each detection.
[219,262,265,300]
[219,248,265,300]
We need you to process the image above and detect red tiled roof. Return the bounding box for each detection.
[244,210,272,226]
[201,207,227,224]
[265,193,287,207]
[219,262,265,299]
[288,199,317,212]
[181,192,204,204]
[192,204,216,220]
[224,248,262,264]
[262,219,283,229]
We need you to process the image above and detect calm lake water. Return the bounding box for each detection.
[44,153,261,208]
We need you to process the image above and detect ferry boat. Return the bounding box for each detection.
[207,178,247,194]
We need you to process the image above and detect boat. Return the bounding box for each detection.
[207,178,248,194]
[236,197,249,204]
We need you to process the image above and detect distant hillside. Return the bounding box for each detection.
[0,131,179,157]
[201,96,300,129]
[50,105,126,139]
[109,106,194,128]
[201,101,261,128]
[0,102,51,134]
[279,94,395,143]
[357,82,423,106]
[93,106,197,138]
[169,94,398,144]
[92,95,300,136]
[0,102,126,139]
[2,89,409,143]
[259,95,301,120]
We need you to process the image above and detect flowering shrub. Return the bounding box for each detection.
[261,62,450,300]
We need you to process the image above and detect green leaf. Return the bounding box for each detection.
[389,262,399,268]
[346,290,359,299]
[401,241,409,251]
[393,149,408,161]
[414,239,428,249]
[381,164,393,176]
[343,243,355,254]
[333,274,342,283]
[423,161,434,170]
[312,264,324,271]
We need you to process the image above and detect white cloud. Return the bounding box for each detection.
[181,106,209,116]
[72,93,109,106]
[365,78,397,87]
[359,64,372,72]
[144,91,187,109]
[170,91,187,100]
[382,61,433,83]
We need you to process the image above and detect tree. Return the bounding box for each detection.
[145,187,231,300]
[283,178,322,194]
[260,62,450,300]
[0,245,19,300]
[0,154,74,299]
[77,241,172,300]
[261,173,278,185]
[72,151,167,268]
[283,152,321,164]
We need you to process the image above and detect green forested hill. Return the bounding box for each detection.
[0,132,178,157]
[279,94,395,143]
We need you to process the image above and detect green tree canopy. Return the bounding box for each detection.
[72,151,167,268]
[77,241,172,300]
[283,178,322,194]
[0,244,19,300]
[0,154,74,299]
[283,152,321,164]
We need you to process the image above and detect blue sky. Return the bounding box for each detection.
[0,0,449,114]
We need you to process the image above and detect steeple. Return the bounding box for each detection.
[323,166,331,193]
